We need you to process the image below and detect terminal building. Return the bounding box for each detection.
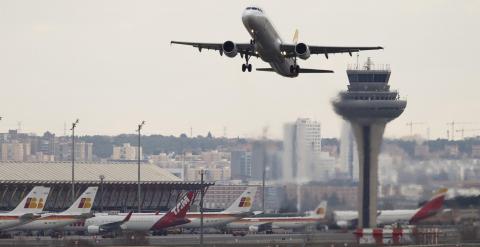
[0,162,213,212]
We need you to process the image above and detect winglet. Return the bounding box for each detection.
[123,211,133,223]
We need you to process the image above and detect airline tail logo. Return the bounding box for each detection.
[78,198,92,209]
[24,198,44,209]
[238,197,252,208]
[172,194,191,216]
[316,207,325,216]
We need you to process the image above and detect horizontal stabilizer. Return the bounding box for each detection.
[298,68,334,73]
[256,68,334,73]
[256,68,275,72]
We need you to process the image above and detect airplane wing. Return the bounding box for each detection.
[257,68,333,73]
[280,44,383,58]
[170,41,259,57]
[98,211,133,232]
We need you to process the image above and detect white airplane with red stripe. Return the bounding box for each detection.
[65,191,195,234]
[8,187,98,231]
[179,187,257,229]
[226,201,327,232]
[334,188,448,228]
[0,186,50,230]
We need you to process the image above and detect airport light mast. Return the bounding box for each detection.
[71,119,79,203]
[137,120,145,213]
[332,58,406,228]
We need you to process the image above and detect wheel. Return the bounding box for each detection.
[247,64,252,72]
[242,64,246,72]
[295,65,300,72]
[289,65,294,73]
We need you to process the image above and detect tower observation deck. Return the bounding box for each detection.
[332,58,407,228]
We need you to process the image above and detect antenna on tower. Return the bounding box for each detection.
[17,121,22,132]
[64,122,67,136]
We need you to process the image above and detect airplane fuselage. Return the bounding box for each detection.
[10,214,82,231]
[227,216,320,230]
[242,8,297,77]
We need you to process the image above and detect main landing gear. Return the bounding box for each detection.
[290,56,300,74]
[242,39,255,72]
[242,63,252,72]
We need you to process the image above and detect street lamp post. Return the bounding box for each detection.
[71,119,79,203]
[137,121,145,213]
[99,175,105,212]
[199,169,205,246]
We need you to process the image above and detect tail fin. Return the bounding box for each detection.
[224,187,257,213]
[151,191,195,230]
[312,201,328,218]
[11,186,50,214]
[410,188,448,224]
[63,187,98,215]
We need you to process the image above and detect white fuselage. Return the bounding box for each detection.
[10,213,83,231]
[227,216,320,230]
[241,9,297,77]
[65,213,163,232]
[334,210,417,227]
[0,214,35,230]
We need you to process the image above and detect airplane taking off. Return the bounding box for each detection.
[66,191,196,234]
[171,6,383,77]
[0,186,50,230]
[8,187,98,231]
[334,188,448,228]
[226,201,327,232]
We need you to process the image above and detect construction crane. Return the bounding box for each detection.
[455,128,480,139]
[406,121,425,136]
[446,121,478,140]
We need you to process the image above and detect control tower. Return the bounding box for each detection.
[332,58,407,228]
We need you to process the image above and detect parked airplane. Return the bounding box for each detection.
[334,188,448,228]
[8,187,98,231]
[226,201,327,232]
[65,191,196,234]
[0,186,50,230]
[171,6,382,77]
[179,186,257,229]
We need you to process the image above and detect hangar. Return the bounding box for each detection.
[0,162,213,212]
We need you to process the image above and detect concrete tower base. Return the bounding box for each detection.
[351,122,386,228]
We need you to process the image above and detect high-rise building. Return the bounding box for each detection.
[1,140,30,161]
[230,150,252,180]
[283,118,323,182]
[339,122,359,180]
[332,58,406,228]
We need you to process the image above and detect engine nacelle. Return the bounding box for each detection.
[222,41,238,58]
[248,225,259,232]
[295,42,310,60]
[87,225,101,234]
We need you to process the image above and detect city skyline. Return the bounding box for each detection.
[1,0,479,139]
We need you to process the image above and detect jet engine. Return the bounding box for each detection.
[87,225,101,234]
[294,43,310,60]
[248,225,259,232]
[222,41,238,58]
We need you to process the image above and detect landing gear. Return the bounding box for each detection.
[290,56,300,74]
[242,53,253,72]
[290,65,300,74]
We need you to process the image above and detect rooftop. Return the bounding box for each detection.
[0,162,182,183]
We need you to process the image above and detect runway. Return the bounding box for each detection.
[0,232,356,246]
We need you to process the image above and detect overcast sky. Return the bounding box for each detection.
[0,0,479,139]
